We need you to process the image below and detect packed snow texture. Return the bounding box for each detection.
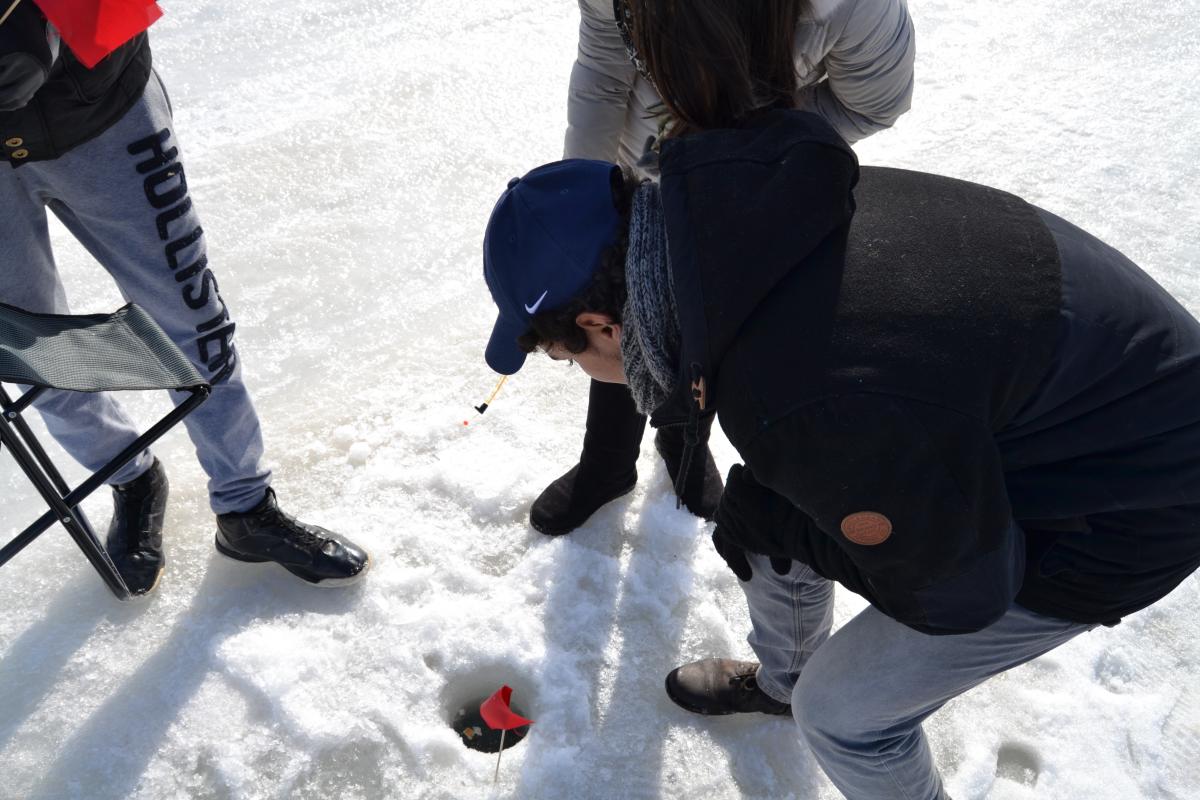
[2,1,1199,798]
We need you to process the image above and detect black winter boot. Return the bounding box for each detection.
[654,414,722,520]
[215,489,370,587]
[530,380,645,536]
[105,457,168,597]
[665,658,791,716]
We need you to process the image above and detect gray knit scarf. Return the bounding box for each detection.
[621,182,682,415]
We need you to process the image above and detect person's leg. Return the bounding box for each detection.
[533,377,724,534]
[29,73,368,587]
[653,412,722,520]
[535,76,723,535]
[743,555,835,703]
[667,553,834,714]
[793,603,1092,800]
[36,71,270,515]
[530,378,645,535]
[621,75,725,513]
[0,161,153,486]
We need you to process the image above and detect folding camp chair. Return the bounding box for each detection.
[0,302,210,600]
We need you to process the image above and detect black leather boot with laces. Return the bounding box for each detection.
[105,457,169,597]
[665,658,791,716]
[215,489,370,587]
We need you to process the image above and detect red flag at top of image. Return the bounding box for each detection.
[479,685,535,731]
[33,0,163,69]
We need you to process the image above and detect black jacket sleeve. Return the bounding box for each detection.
[0,1,53,64]
[0,1,53,111]
[736,393,1026,635]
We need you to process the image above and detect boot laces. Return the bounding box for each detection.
[731,668,760,693]
[251,504,327,551]
[278,515,327,551]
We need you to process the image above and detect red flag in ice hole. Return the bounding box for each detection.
[33,0,163,69]
[479,685,534,731]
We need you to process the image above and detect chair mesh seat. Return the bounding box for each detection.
[0,303,205,393]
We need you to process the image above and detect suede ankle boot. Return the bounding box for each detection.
[653,414,722,520]
[531,379,644,536]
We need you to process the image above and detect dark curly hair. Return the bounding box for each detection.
[516,169,641,356]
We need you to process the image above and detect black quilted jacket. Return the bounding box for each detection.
[0,2,151,166]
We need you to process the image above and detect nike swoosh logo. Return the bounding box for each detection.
[524,290,550,315]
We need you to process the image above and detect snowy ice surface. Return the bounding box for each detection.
[2,1,1199,798]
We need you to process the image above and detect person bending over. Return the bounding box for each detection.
[479,115,1200,798]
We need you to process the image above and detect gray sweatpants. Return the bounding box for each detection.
[0,73,271,514]
[741,553,1092,800]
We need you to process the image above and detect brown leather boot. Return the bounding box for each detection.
[665,658,791,716]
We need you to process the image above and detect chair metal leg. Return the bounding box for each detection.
[0,384,209,600]
[0,386,109,580]
[0,416,131,599]
[5,384,45,416]
[2,387,77,498]
[0,387,107,559]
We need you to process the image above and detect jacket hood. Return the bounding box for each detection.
[648,110,859,427]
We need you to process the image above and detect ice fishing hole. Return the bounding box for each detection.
[995,742,1041,786]
[443,670,536,754]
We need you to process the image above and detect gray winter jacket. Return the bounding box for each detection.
[564,0,915,166]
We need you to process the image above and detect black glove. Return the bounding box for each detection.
[0,0,55,112]
[712,524,792,582]
[0,52,47,111]
[711,463,811,581]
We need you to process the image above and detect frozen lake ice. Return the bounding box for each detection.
[1,1,1198,798]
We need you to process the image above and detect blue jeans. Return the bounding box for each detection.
[740,553,1092,800]
[0,74,270,514]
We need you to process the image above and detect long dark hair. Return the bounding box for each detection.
[620,0,804,137]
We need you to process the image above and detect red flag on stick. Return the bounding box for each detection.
[479,685,534,730]
[33,0,162,68]
[480,685,534,785]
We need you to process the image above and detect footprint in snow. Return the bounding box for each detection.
[995,742,1041,787]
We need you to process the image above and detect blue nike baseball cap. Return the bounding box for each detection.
[483,159,623,375]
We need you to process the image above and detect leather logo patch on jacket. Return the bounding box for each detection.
[840,512,893,545]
